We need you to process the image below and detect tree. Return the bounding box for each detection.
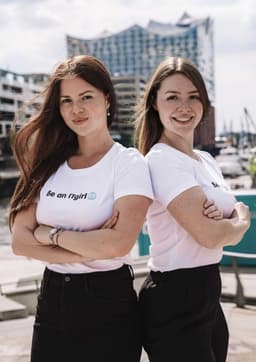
[247,157,256,189]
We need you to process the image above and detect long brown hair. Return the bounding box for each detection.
[135,57,210,155]
[9,55,116,227]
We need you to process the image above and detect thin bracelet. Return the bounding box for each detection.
[54,229,65,247]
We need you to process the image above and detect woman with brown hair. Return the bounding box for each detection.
[9,55,153,362]
[136,57,250,362]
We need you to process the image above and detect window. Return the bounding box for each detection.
[0,97,14,105]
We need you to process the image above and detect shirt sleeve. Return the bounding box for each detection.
[114,147,153,200]
[147,147,199,208]
[200,150,225,180]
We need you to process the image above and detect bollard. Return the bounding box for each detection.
[232,256,246,308]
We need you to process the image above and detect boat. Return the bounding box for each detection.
[215,147,245,177]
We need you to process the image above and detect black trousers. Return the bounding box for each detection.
[139,263,229,362]
[31,265,142,362]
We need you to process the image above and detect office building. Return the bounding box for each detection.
[0,70,48,155]
[111,75,146,145]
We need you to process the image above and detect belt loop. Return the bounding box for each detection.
[128,265,135,280]
[83,274,89,293]
[40,267,50,294]
[44,267,51,287]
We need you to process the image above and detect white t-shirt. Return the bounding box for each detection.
[36,142,153,273]
[146,143,236,272]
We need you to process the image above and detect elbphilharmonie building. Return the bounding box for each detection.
[66,12,215,149]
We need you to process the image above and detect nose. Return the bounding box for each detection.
[72,99,84,114]
[176,100,191,111]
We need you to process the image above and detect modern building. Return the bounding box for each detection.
[0,70,48,155]
[66,12,215,149]
[111,75,146,145]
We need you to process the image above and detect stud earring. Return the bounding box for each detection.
[107,111,110,117]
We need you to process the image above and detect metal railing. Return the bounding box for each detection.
[222,250,256,308]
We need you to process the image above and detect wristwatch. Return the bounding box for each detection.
[49,227,61,245]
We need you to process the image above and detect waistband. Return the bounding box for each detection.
[151,263,220,282]
[44,264,134,282]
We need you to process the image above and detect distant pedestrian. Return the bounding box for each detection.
[9,55,153,362]
[136,56,251,362]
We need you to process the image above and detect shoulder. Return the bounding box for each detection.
[196,150,219,169]
[112,143,153,199]
[146,143,194,170]
[196,149,215,161]
[114,142,146,164]
[45,162,66,181]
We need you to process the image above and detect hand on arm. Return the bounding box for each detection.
[34,208,120,248]
[35,195,151,259]
[203,199,223,220]
[100,209,119,229]
[34,208,120,246]
[168,186,250,249]
[11,204,88,264]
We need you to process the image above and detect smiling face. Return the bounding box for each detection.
[155,73,203,139]
[59,77,109,137]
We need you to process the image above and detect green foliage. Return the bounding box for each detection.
[247,157,256,188]
[247,157,256,176]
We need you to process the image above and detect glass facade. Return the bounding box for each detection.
[67,13,214,103]
[66,13,215,148]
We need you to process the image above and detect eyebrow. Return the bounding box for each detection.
[164,90,199,94]
[60,90,94,98]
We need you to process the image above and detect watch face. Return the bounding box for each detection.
[49,228,58,240]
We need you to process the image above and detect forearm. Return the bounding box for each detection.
[12,228,87,264]
[58,227,131,259]
[34,196,151,259]
[169,189,250,249]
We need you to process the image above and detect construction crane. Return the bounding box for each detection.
[244,107,256,132]
[243,107,256,147]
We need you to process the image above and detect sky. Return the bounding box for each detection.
[0,0,255,134]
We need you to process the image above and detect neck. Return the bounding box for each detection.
[77,130,114,158]
[160,131,196,158]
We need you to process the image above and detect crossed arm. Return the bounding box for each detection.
[12,185,247,264]
[11,195,151,263]
[168,186,251,249]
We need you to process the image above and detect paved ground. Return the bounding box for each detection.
[0,300,256,362]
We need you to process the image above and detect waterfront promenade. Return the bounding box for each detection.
[0,245,256,362]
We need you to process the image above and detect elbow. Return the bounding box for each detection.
[111,237,135,258]
[202,239,221,249]
[196,233,223,249]
[11,233,28,256]
[11,238,24,256]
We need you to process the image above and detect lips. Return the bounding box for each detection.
[72,117,88,124]
[171,115,193,123]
